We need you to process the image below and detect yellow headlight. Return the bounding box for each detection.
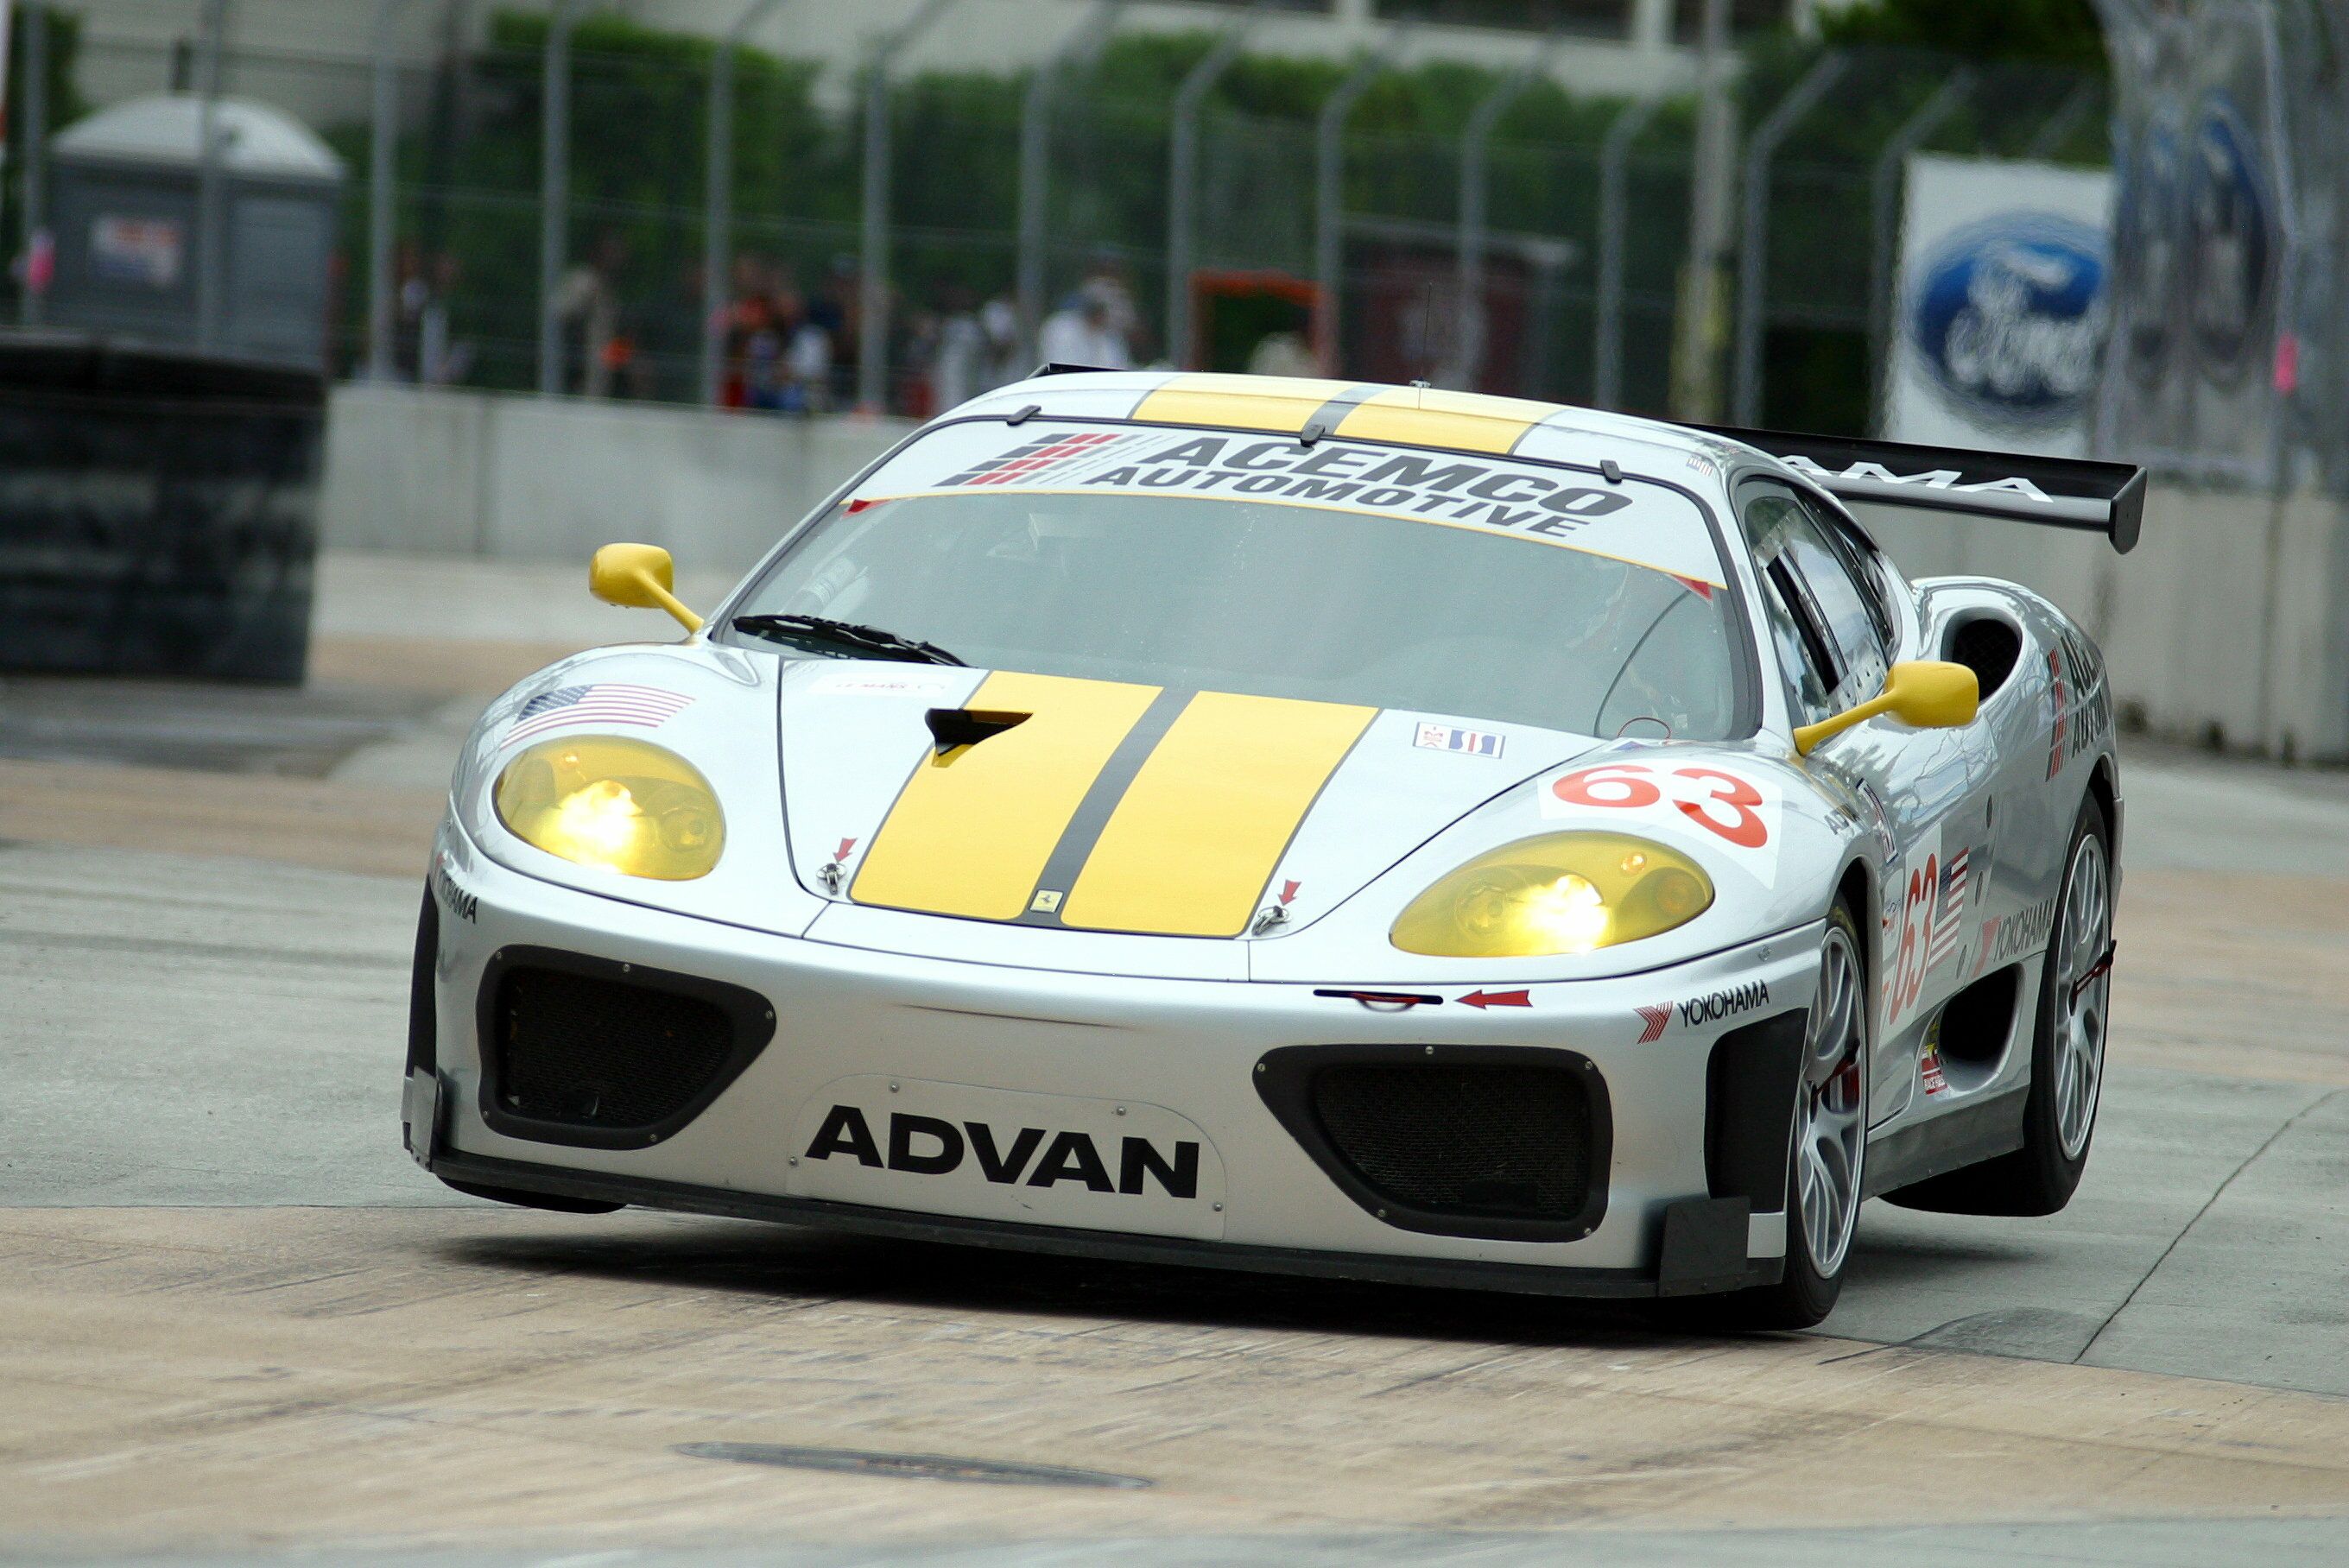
[1390,831,1713,958]
[493,735,725,880]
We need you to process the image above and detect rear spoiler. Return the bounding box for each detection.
[1693,425,2146,554]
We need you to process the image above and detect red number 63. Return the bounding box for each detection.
[1548,762,1769,850]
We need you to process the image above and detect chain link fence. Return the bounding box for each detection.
[7,3,2113,446]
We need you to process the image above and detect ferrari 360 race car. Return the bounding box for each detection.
[404,370,2139,1327]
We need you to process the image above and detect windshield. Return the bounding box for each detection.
[731,419,1744,741]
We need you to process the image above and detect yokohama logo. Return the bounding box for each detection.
[1679,980,1770,1028]
[1635,1002,1673,1043]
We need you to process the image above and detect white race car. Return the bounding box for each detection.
[404,370,2137,1327]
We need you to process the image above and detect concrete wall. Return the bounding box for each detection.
[1861,484,2349,763]
[320,384,915,584]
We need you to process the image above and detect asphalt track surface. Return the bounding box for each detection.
[3,553,2346,1565]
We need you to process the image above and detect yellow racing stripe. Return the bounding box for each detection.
[1061,692,1375,938]
[1332,386,1558,453]
[1130,372,1364,433]
[851,671,1159,921]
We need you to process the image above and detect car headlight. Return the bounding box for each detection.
[493,736,725,880]
[1390,831,1713,958]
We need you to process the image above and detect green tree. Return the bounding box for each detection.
[1819,0,2107,71]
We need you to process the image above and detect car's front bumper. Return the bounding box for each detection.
[409,822,1827,1299]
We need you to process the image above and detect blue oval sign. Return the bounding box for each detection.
[1907,212,2109,432]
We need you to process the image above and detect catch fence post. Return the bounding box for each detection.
[1868,67,1972,429]
[1313,21,1410,376]
[857,0,959,414]
[1732,50,1849,427]
[1593,93,1663,411]
[1453,34,1562,389]
[701,0,786,407]
[537,0,576,396]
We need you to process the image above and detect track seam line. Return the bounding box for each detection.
[2074,1084,2344,1366]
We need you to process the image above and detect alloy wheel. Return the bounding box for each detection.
[2054,831,2112,1160]
[1797,925,1867,1276]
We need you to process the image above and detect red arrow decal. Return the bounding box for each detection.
[1635,1002,1674,1044]
[834,837,858,861]
[1459,989,1531,1009]
[1279,880,1301,906]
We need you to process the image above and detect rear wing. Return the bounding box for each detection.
[1693,425,2146,554]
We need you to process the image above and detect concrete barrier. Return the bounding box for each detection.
[1862,484,2349,762]
[320,383,915,581]
[318,383,2349,762]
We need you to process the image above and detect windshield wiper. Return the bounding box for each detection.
[731,613,966,667]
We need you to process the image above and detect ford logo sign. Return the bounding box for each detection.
[1907,212,2108,432]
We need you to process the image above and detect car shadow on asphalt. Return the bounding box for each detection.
[430,1211,2037,1353]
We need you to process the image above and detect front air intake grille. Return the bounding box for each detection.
[1253,1045,1612,1242]
[1313,1064,1592,1220]
[476,948,774,1149]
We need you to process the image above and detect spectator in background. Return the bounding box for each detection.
[724,261,833,415]
[390,242,471,386]
[417,252,472,386]
[1079,248,1145,363]
[1039,278,1130,370]
[930,284,988,413]
[781,275,833,413]
[978,289,1023,388]
[808,255,860,408]
[557,230,629,397]
[390,240,427,381]
[898,306,940,421]
[1247,330,1317,380]
[719,256,773,408]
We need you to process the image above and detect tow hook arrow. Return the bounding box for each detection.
[2070,942,2116,1004]
[1459,989,1531,1009]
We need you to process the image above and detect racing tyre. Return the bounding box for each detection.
[1884,795,2113,1217]
[1703,898,1870,1331]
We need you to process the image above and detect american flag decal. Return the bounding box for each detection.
[1927,849,1971,969]
[942,431,1132,486]
[504,683,693,746]
[1414,722,1504,758]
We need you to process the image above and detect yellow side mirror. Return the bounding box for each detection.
[590,542,702,633]
[1793,660,1979,756]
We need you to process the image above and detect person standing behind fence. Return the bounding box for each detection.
[931,284,988,412]
[780,275,833,414]
[1040,279,1131,370]
[979,289,1023,389]
[810,255,861,409]
[1080,249,1146,364]
[558,231,629,398]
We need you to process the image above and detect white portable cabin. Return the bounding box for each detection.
[46,94,346,370]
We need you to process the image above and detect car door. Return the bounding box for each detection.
[1738,481,1994,1123]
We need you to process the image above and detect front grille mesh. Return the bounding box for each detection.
[1311,1064,1592,1220]
[490,964,734,1132]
